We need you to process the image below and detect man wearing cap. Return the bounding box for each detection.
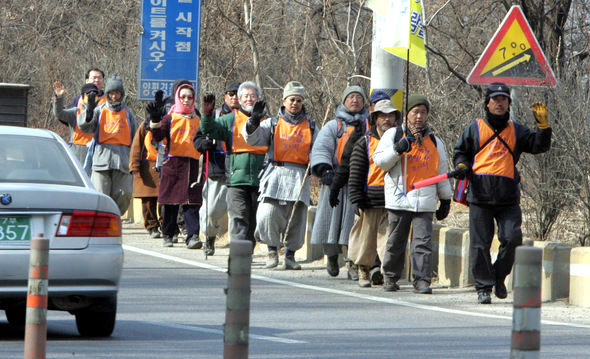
[453,82,552,304]
[242,81,317,269]
[373,94,453,294]
[348,99,399,287]
[194,81,241,255]
[310,85,369,277]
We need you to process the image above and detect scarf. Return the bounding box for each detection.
[170,84,196,115]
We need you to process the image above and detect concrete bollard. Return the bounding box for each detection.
[569,247,590,308]
[24,234,49,359]
[437,227,473,288]
[224,239,253,359]
[533,241,571,302]
[511,246,542,358]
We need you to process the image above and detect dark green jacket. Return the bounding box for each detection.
[200,111,265,187]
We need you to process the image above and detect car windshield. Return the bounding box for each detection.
[0,135,85,186]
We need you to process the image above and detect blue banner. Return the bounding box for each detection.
[137,0,201,101]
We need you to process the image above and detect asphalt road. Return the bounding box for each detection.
[1,224,590,358]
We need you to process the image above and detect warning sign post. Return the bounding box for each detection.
[467,6,557,87]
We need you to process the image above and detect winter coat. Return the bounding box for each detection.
[373,125,453,212]
[348,127,385,208]
[193,129,226,180]
[242,105,318,206]
[129,121,160,198]
[200,110,266,187]
[453,116,551,206]
[150,113,204,205]
[53,95,88,165]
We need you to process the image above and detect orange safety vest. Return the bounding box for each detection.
[403,135,439,193]
[144,131,167,161]
[98,106,131,146]
[231,110,268,154]
[366,135,385,187]
[336,120,368,163]
[473,119,516,179]
[72,94,106,145]
[168,112,201,159]
[273,117,312,165]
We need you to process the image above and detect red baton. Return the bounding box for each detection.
[410,172,452,190]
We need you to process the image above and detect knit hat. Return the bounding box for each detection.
[407,93,430,113]
[225,81,241,93]
[341,85,366,104]
[485,82,511,104]
[104,74,125,97]
[370,99,400,125]
[80,83,98,95]
[369,90,390,104]
[283,81,306,99]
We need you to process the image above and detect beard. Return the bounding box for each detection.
[242,104,253,113]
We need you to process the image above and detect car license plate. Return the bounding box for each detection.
[0,216,31,241]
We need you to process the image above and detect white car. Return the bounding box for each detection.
[0,125,123,337]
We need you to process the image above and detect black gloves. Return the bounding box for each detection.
[146,90,165,123]
[321,169,334,185]
[251,100,266,123]
[329,188,340,207]
[197,138,217,153]
[452,163,470,180]
[85,92,97,122]
[394,136,413,154]
[435,199,451,220]
[203,93,215,116]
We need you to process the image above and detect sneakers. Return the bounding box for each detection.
[413,281,433,294]
[346,261,359,281]
[478,290,492,304]
[281,256,302,270]
[265,251,279,269]
[203,237,215,256]
[162,235,173,248]
[149,227,161,239]
[172,233,179,243]
[186,235,203,249]
[358,265,371,288]
[370,267,384,286]
[383,279,400,292]
[326,255,340,277]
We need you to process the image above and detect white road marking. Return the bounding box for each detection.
[123,244,590,330]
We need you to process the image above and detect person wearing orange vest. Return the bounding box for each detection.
[241,81,317,270]
[52,72,106,171]
[148,83,205,249]
[310,85,369,278]
[373,94,453,294]
[129,119,164,239]
[193,81,240,256]
[347,99,399,287]
[78,74,137,215]
[200,81,267,249]
[453,82,552,304]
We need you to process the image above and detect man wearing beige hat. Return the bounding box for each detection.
[242,81,317,269]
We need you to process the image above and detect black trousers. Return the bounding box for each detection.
[161,204,200,242]
[469,203,522,291]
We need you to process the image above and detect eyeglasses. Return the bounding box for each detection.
[226,92,237,97]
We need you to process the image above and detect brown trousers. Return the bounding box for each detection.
[348,207,388,267]
[141,197,162,231]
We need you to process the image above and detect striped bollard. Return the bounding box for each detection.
[223,239,253,359]
[510,246,542,359]
[24,234,50,359]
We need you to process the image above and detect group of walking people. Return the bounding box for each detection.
[53,69,552,304]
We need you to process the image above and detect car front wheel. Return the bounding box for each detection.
[5,309,26,326]
[75,297,117,337]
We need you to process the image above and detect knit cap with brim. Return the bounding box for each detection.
[341,85,366,104]
[105,74,125,97]
[283,81,306,99]
[407,93,429,113]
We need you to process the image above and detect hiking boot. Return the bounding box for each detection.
[495,277,507,299]
[413,281,433,294]
[203,236,215,256]
[370,267,384,286]
[478,290,492,304]
[280,256,302,270]
[186,235,203,249]
[265,251,279,269]
[346,261,359,281]
[326,255,339,277]
[383,279,400,292]
[149,227,161,239]
[162,235,173,248]
[358,265,371,288]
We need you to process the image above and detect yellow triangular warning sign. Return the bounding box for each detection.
[467,6,557,87]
